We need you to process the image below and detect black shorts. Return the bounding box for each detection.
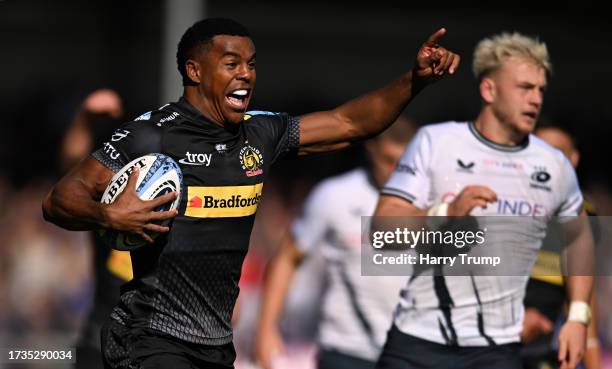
[375,325,521,369]
[318,349,376,369]
[101,319,236,369]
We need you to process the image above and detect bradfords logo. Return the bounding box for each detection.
[185,183,263,218]
[239,142,263,177]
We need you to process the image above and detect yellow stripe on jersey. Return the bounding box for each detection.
[530,250,563,286]
[106,249,133,281]
[185,183,263,218]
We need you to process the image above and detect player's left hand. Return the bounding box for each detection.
[558,321,587,369]
[414,28,460,83]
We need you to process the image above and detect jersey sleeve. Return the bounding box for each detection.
[381,127,433,208]
[291,181,333,254]
[245,111,300,163]
[91,120,163,173]
[555,157,584,217]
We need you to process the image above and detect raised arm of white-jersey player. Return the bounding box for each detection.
[297,28,460,155]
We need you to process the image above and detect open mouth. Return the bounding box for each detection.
[226,89,250,110]
[522,112,537,122]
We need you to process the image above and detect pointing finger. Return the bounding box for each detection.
[426,27,446,45]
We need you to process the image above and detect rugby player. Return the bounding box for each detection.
[255,117,417,369]
[373,32,593,369]
[42,18,459,369]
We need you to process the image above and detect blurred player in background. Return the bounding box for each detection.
[60,88,132,369]
[374,32,593,369]
[521,124,601,369]
[255,117,417,369]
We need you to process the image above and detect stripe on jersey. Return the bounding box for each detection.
[469,274,496,346]
[338,263,379,350]
[433,271,458,346]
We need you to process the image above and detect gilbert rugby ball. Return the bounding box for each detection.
[99,153,183,250]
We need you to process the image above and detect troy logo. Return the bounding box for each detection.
[178,152,212,166]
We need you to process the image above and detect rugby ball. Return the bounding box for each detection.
[99,153,183,250]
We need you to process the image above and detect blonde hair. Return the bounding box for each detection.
[472,32,551,80]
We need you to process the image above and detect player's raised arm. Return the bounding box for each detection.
[297,28,459,155]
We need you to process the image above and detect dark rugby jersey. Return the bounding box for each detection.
[93,97,300,345]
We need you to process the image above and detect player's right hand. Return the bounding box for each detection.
[254,326,285,369]
[102,167,178,243]
[447,185,497,216]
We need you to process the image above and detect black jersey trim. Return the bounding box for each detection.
[92,150,122,173]
[380,188,417,203]
[288,115,300,150]
[468,121,529,152]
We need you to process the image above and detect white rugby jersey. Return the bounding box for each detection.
[381,121,583,346]
[292,168,407,361]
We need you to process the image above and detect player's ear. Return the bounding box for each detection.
[570,149,580,168]
[480,77,495,104]
[185,59,202,84]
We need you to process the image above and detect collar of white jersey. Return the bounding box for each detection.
[468,121,530,152]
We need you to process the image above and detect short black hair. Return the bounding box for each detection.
[177,18,251,86]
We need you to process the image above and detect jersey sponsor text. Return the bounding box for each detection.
[185,183,263,218]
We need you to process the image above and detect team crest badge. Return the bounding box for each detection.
[239,141,263,177]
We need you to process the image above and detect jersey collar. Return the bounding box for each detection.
[468,121,529,152]
[173,97,242,142]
